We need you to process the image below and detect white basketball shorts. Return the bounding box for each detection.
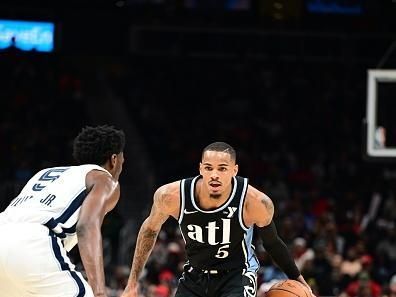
[0,223,94,297]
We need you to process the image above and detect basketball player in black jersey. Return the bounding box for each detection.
[121,142,313,297]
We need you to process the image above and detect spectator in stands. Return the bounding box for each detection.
[339,246,363,289]
[342,271,382,297]
[293,237,315,272]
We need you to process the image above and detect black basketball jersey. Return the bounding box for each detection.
[178,175,259,272]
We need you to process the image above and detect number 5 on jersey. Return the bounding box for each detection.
[215,244,230,258]
[32,168,69,191]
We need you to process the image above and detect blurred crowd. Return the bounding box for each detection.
[1,39,396,297]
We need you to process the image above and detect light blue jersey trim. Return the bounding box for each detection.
[242,228,260,273]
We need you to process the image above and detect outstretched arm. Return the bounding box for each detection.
[77,170,120,297]
[244,186,313,295]
[122,183,179,297]
[244,186,299,279]
[257,221,300,279]
[257,222,313,295]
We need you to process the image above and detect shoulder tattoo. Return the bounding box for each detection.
[260,196,274,215]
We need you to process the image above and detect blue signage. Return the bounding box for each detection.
[306,0,363,15]
[0,19,55,52]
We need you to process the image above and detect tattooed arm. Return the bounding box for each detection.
[243,185,274,227]
[121,182,180,297]
[244,185,315,296]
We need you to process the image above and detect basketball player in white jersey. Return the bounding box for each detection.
[0,125,125,297]
[121,142,313,297]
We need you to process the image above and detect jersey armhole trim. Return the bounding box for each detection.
[238,178,249,231]
[88,165,112,177]
[178,179,185,224]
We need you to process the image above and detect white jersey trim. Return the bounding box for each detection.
[238,178,249,231]
[178,179,186,224]
[190,176,237,213]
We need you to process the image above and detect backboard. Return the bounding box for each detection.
[365,69,396,160]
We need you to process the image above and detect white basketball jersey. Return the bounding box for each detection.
[0,164,111,251]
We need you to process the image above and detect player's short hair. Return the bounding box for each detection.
[202,142,236,162]
[73,125,125,165]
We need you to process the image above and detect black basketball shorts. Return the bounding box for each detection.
[174,265,257,297]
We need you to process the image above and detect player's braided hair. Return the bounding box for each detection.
[202,142,236,162]
[73,125,125,165]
